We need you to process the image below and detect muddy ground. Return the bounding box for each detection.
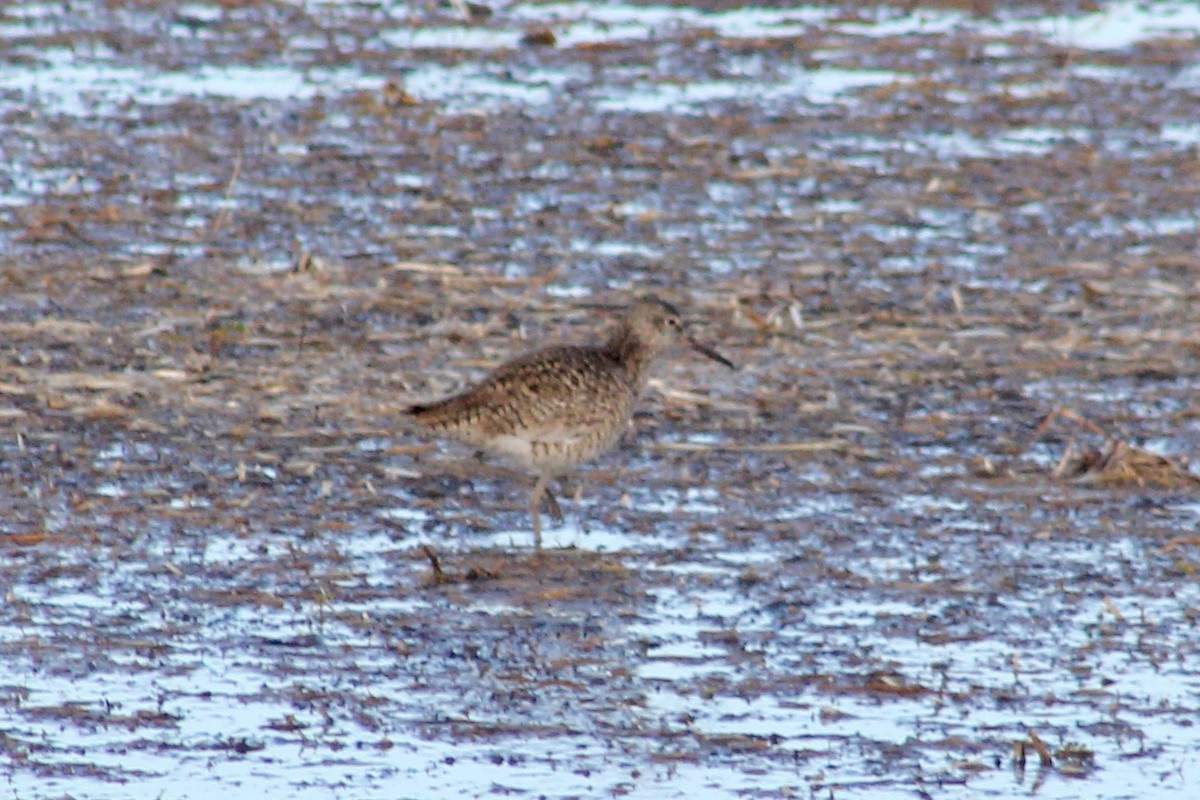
[2,0,1199,798]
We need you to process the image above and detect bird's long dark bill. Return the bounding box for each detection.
[688,336,735,370]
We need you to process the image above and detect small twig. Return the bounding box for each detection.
[209,153,243,238]
[387,261,462,276]
[1026,408,1059,446]
[1102,596,1126,624]
[1097,440,1125,472]
[1051,438,1075,478]
[1025,405,1112,456]
[1027,729,1054,767]
[421,544,448,584]
[1158,536,1200,554]
[1057,406,1113,438]
[509,263,563,312]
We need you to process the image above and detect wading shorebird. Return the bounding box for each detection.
[404,295,734,547]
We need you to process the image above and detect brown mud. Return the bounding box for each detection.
[2,1,1199,798]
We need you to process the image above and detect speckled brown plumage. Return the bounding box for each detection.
[406,296,734,547]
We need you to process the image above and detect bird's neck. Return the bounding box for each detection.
[604,325,656,386]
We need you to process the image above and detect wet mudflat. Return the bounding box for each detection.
[2,0,1200,797]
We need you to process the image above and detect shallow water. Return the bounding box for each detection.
[3,0,1200,797]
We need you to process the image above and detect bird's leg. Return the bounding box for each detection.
[531,476,565,521]
[570,481,590,534]
[530,475,547,550]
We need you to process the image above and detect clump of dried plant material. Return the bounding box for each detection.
[1029,407,1200,489]
[1054,742,1097,777]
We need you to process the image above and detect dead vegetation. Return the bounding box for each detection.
[1029,406,1200,488]
[2,0,1200,798]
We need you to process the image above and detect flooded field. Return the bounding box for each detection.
[2,0,1199,798]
